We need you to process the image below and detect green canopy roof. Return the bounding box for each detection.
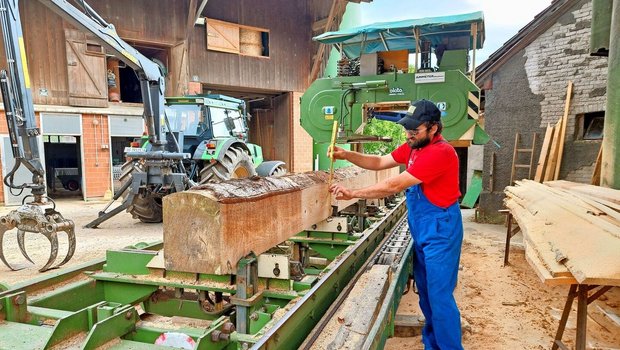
[313,11,485,58]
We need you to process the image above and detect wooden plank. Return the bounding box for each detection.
[503,196,572,278]
[591,144,603,185]
[510,133,520,185]
[309,265,390,348]
[543,120,562,181]
[162,167,399,274]
[546,180,620,205]
[553,81,573,180]
[505,180,620,286]
[534,123,554,182]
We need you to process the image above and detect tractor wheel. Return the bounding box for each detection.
[129,191,163,223]
[199,146,257,184]
[270,164,287,177]
[119,160,164,223]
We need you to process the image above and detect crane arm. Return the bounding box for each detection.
[37,0,166,147]
[0,0,45,194]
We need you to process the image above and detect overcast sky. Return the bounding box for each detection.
[357,0,553,66]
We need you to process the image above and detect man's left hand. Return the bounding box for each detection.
[329,184,354,200]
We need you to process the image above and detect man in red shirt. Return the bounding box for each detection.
[329,99,464,350]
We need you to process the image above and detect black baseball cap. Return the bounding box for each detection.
[397,99,441,130]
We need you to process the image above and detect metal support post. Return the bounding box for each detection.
[235,253,257,334]
[357,199,367,231]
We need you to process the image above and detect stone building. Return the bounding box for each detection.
[475,0,607,219]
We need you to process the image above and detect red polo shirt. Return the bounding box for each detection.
[390,134,460,208]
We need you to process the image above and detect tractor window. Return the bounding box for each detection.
[210,107,246,138]
[166,105,201,136]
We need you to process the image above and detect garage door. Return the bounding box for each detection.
[109,115,144,136]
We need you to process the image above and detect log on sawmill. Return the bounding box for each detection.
[162,166,399,275]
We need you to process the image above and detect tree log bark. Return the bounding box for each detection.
[162,166,399,275]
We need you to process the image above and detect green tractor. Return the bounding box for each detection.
[165,94,286,183]
[129,94,287,185]
[114,94,286,224]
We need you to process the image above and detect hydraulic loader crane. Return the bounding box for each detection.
[32,0,194,227]
[0,0,191,271]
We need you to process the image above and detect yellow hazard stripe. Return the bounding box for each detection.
[468,91,480,120]
[18,37,31,89]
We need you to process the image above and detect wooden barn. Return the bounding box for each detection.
[0,0,364,204]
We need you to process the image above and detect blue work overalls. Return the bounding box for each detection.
[406,184,463,350]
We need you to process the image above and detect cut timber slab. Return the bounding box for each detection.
[309,265,390,349]
[505,180,620,286]
[162,167,399,275]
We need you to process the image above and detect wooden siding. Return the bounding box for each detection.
[0,0,187,106]
[190,0,315,93]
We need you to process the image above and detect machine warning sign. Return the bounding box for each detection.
[415,72,446,84]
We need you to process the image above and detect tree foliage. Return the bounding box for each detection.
[362,119,405,155]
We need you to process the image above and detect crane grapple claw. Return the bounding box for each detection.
[0,203,76,272]
[16,229,34,264]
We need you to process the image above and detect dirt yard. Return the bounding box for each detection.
[1,200,618,349]
[386,211,620,350]
[0,198,162,286]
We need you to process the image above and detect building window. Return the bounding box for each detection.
[577,111,605,140]
[206,18,269,58]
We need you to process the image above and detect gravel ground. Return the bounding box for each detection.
[0,198,162,286]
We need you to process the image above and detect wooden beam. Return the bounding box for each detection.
[543,119,562,181]
[312,17,328,33]
[309,0,346,83]
[186,0,198,40]
[534,123,554,182]
[591,144,603,185]
[553,81,574,180]
[162,167,399,275]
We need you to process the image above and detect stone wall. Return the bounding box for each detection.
[479,0,608,219]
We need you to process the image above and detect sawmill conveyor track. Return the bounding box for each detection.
[0,197,412,350]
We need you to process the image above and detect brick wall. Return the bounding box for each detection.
[0,111,42,204]
[81,114,111,199]
[479,0,607,219]
[291,91,314,173]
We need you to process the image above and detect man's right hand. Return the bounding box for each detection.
[328,146,347,160]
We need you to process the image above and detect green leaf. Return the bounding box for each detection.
[362,119,405,155]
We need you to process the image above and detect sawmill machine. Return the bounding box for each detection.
[301,12,489,169]
[0,0,76,272]
[0,9,489,350]
[0,169,412,349]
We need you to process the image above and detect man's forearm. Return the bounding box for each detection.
[344,151,383,170]
[349,182,400,199]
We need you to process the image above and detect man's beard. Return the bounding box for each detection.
[408,134,432,149]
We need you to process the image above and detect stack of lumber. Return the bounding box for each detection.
[534,81,573,182]
[162,166,399,275]
[504,179,620,286]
